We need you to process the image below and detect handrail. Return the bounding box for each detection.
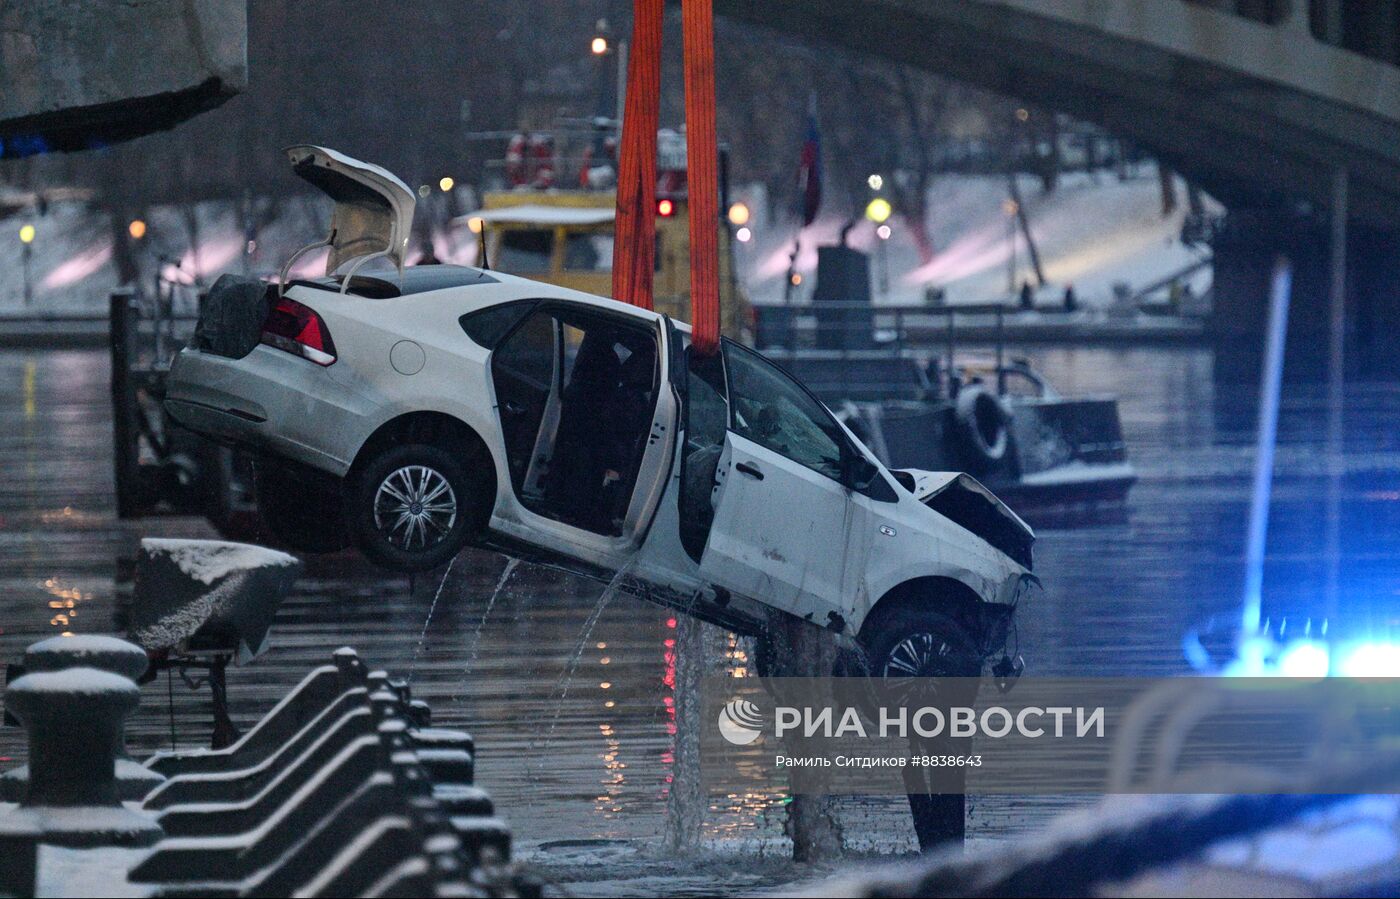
[1130,256,1213,303]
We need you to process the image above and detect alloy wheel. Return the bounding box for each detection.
[372,465,458,551]
[882,632,959,678]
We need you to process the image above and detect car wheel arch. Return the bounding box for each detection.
[348,411,497,526]
[858,575,985,644]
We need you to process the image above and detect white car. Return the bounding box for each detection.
[166,146,1036,676]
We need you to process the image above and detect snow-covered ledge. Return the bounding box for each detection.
[128,538,301,662]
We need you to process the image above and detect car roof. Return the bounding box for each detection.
[289,262,688,331]
[468,268,685,329]
[290,264,498,298]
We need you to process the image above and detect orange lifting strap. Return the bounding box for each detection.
[612,0,661,313]
[613,0,722,357]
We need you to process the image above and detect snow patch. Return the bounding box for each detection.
[1019,461,1137,486]
[128,574,244,652]
[140,538,297,585]
[7,667,137,695]
[35,844,152,898]
[27,634,144,657]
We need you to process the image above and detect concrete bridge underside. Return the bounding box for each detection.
[0,0,245,157]
[716,0,1400,380]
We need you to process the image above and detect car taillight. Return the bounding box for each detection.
[261,297,337,365]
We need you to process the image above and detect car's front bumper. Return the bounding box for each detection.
[164,346,374,477]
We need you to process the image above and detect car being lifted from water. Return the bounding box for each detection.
[165,146,1036,678]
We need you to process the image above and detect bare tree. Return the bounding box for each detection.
[889,65,940,264]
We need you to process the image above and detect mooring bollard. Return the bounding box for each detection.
[1,635,165,802]
[146,648,367,777]
[0,820,39,897]
[4,666,162,847]
[113,647,524,895]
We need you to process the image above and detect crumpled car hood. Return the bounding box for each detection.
[894,468,1035,569]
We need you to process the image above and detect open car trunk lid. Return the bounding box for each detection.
[280,145,416,289]
[895,469,1035,569]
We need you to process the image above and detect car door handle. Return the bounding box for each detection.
[502,401,526,415]
[735,462,764,480]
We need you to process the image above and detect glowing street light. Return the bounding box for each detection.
[867,173,884,191]
[128,219,147,240]
[466,216,484,234]
[735,226,752,243]
[591,36,609,55]
[18,224,34,307]
[865,197,892,224]
[439,176,455,192]
[876,223,892,240]
[727,201,750,226]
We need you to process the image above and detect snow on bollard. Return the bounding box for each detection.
[128,538,301,661]
[3,667,162,846]
[0,635,165,803]
[23,634,148,679]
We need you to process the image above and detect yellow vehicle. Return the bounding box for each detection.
[463,189,748,338]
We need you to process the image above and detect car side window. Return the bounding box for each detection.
[722,341,845,482]
[459,301,536,349]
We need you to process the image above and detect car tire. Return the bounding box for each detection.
[861,605,982,680]
[253,458,352,554]
[349,443,481,573]
[861,603,980,853]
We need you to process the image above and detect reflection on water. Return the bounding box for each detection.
[2,346,1400,886]
[41,576,90,635]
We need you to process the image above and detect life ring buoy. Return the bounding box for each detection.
[954,385,1009,470]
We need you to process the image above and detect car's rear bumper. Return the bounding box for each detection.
[164,346,372,477]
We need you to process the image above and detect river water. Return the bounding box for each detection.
[2,346,1397,894]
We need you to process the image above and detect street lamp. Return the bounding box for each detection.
[439,176,455,192]
[865,197,892,224]
[874,223,892,294]
[128,219,147,240]
[589,19,616,160]
[18,224,34,307]
[727,202,750,226]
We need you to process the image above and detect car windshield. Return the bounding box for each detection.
[564,232,614,272]
[723,341,844,481]
[498,229,553,271]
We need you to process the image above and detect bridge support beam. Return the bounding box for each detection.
[1209,212,1400,383]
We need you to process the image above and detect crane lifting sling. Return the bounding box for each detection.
[612,0,722,357]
